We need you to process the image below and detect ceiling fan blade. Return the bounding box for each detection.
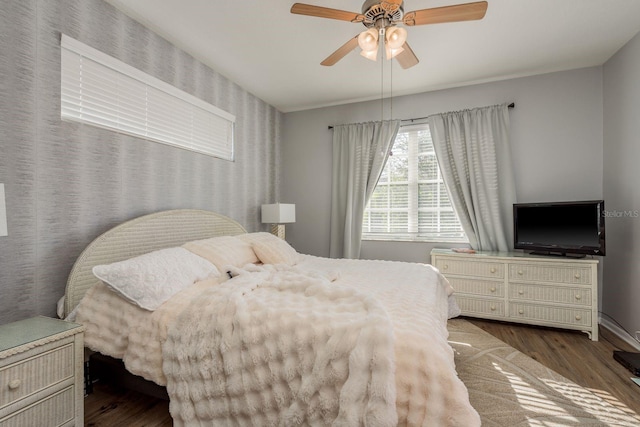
[321,36,359,66]
[291,3,364,23]
[404,1,487,26]
[395,42,419,69]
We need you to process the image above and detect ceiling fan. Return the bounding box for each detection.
[290,0,488,69]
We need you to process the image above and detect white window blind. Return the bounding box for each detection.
[61,34,235,161]
[363,123,466,242]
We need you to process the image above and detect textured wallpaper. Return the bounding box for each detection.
[0,0,281,323]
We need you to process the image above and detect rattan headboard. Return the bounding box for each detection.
[64,209,247,317]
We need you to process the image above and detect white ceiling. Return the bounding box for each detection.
[104,0,640,113]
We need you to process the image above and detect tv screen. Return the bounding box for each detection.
[513,200,605,256]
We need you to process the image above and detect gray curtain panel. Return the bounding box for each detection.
[428,104,516,251]
[330,120,401,259]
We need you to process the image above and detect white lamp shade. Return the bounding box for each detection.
[358,28,378,52]
[385,27,407,50]
[385,44,404,60]
[261,203,296,224]
[360,48,378,61]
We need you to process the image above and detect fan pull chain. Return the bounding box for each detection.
[390,55,393,120]
[380,28,384,123]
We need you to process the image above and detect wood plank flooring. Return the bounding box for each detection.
[85,382,171,427]
[84,321,640,425]
[467,318,640,417]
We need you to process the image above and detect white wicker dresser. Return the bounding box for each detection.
[0,317,84,426]
[431,249,599,341]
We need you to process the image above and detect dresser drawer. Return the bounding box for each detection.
[509,264,592,285]
[456,295,505,318]
[447,277,504,297]
[509,303,592,327]
[510,284,591,306]
[0,386,74,427]
[0,343,74,409]
[434,258,504,279]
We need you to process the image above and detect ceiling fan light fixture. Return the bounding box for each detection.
[385,44,404,60]
[360,48,378,61]
[358,28,379,52]
[385,26,407,50]
[292,1,489,68]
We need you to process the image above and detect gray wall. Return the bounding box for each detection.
[0,0,281,323]
[282,67,604,261]
[603,31,640,338]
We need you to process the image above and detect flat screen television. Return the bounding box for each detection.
[513,200,605,257]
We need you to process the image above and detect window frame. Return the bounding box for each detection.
[61,34,235,161]
[362,122,467,243]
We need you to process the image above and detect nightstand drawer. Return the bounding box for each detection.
[0,342,74,409]
[509,284,591,306]
[0,386,74,427]
[434,258,504,279]
[509,264,592,285]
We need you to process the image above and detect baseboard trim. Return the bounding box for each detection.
[600,317,640,351]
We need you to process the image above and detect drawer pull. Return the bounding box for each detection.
[518,290,524,295]
[490,287,496,293]
[443,264,448,270]
[518,309,524,315]
[490,267,496,273]
[574,273,581,279]
[490,305,496,311]
[575,315,582,321]
[575,295,582,300]
[518,270,523,275]
[8,379,21,390]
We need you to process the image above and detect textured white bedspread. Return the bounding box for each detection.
[163,264,397,426]
[75,255,480,426]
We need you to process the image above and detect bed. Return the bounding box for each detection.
[64,209,480,426]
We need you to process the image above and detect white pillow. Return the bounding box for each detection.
[182,235,259,272]
[239,232,300,265]
[92,247,219,311]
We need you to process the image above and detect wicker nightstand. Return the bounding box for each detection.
[0,316,84,426]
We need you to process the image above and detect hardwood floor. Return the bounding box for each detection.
[85,383,172,427]
[467,318,640,417]
[84,321,640,425]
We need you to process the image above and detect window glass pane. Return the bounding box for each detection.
[417,130,434,154]
[392,132,409,155]
[418,211,437,233]
[390,184,408,208]
[418,154,438,181]
[418,183,438,207]
[439,185,452,208]
[369,185,389,209]
[390,212,408,232]
[369,212,388,232]
[388,155,408,182]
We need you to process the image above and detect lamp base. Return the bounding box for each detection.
[270,224,286,239]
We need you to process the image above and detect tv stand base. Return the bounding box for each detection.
[430,249,599,341]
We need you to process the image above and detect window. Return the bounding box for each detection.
[61,35,235,161]
[363,123,466,241]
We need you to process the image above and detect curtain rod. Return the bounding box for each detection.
[328,102,515,130]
